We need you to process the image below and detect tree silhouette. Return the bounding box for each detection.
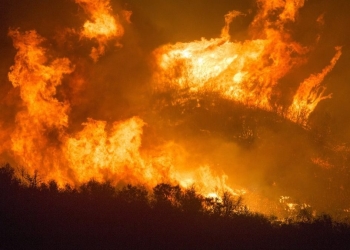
[117,184,149,205]
[0,163,19,188]
[204,192,245,217]
[80,179,116,199]
[153,183,182,210]
[179,186,204,214]
[0,164,350,249]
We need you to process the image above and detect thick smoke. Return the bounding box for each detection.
[1,0,350,217]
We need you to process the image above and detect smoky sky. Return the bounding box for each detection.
[1,0,350,216]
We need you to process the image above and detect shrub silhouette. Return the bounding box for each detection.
[179,186,203,214]
[1,164,350,249]
[153,183,182,211]
[80,179,116,199]
[117,184,149,205]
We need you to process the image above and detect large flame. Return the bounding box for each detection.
[287,47,342,125]
[0,0,345,216]
[153,0,341,125]
[8,29,73,182]
[75,0,127,61]
[5,28,235,197]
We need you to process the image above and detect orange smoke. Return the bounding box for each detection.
[75,0,127,61]
[153,0,341,125]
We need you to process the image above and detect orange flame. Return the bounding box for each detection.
[62,115,241,194]
[64,117,237,195]
[153,0,340,125]
[2,0,344,216]
[75,0,126,61]
[154,1,307,109]
[287,47,342,125]
[5,29,237,197]
[8,29,73,182]
[64,117,148,185]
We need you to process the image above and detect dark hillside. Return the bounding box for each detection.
[1,164,350,249]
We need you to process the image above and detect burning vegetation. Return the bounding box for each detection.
[1,0,350,233]
[153,0,342,126]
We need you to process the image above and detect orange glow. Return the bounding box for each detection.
[60,115,237,193]
[75,0,126,61]
[63,117,149,185]
[0,122,10,156]
[311,157,334,170]
[153,0,340,125]
[6,28,237,197]
[287,47,342,125]
[64,118,238,194]
[2,0,346,218]
[8,29,73,183]
[154,1,307,111]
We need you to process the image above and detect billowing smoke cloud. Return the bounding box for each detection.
[1,0,350,218]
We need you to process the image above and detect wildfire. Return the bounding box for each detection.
[8,29,73,182]
[75,0,126,61]
[287,47,342,125]
[0,0,345,216]
[4,28,236,197]
[153,0,341,126]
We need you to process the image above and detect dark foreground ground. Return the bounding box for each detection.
[1,164,350,250]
